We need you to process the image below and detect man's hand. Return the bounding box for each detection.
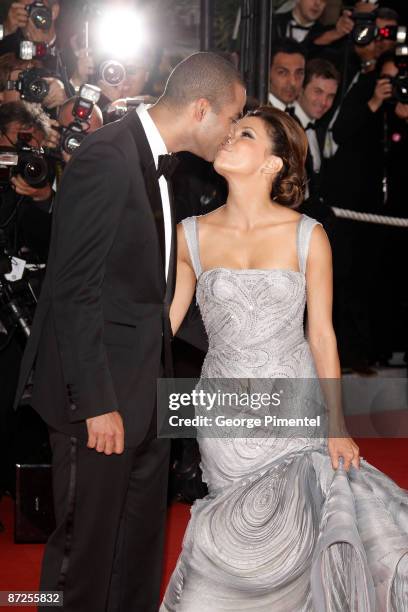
[86,411,125,455]
[43,78,67,109]
[368,78,393,112]
[4,2,29,36]
[395,102,408,122]
[335,10,354,38]
[11,175,52,201]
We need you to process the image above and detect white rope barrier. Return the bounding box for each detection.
[331,207,408,227]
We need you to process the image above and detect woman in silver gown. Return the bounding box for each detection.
[161,107,408,611]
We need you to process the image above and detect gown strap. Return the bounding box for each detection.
[181,216,203,279]
[297,214,323,275]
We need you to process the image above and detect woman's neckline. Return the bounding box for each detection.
[198,267,305,281]
[194,213,306,277]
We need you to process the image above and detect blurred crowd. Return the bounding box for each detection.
[0,0,407,502]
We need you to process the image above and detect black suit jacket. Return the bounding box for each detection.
[321,72,384,213]
[14,110,177,447]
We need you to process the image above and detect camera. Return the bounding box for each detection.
[0,145,50,190]
[60,84,101,155]
[98,59,127,87]
[391,45,408,104]
[6,68,50,104]
[26,1,53,32]
[351,8,407,48]
[19,40,57,61]
[351,10,377,46]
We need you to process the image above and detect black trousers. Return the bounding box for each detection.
[39,417,170,612]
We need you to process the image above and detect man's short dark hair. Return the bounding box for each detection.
[304,58,341,88]
[270,38,306,68]
[377,7,399,22]
[161,51,244,112]
[0,101,50,138]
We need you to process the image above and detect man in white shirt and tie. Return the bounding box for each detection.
[268,38,306,116]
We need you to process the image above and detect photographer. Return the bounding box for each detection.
[0,0,60,54]
[0,100,53,509]
[0,52,66,110]
[0,0,72,103]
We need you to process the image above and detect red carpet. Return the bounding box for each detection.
[1,439,407,610]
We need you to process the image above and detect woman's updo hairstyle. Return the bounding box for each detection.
[247,106,308,208]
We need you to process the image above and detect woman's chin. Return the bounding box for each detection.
[213,153,232,176]
[213,157,225,175]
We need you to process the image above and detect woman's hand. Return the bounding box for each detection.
[328,436,360,471]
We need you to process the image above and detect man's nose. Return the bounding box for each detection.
[288,74,298,88]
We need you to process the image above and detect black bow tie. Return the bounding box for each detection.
[285,106,295,117]
[157,154,179,180]
[306,122,316,131]
[289,21,313,32]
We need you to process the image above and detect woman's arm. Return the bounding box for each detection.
[170,223,197,336]
[305,225,360,471]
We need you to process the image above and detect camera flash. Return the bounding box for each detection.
[79,84,101,104]
[20,41,36,61]
[397,27,407,45]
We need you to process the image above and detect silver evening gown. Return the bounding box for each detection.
[161,213,408,611]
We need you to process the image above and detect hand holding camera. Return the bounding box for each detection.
[4,2,29,37]
[10,174,52,202]
[335,10,354,39]
[43,77,66,109]
[395,102,408,121]
[368,77,393,112]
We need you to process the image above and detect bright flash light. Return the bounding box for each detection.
[97,8,145,60]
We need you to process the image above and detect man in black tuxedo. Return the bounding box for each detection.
[271,0,354,54]
[293,57,340,220]
[14,52,246,612]
[268,38,306,114]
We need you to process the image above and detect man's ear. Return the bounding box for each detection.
[192,97,210,122]
[0,92,4,103]
[261,154,283,176]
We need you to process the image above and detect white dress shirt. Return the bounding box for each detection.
[268,92,286,111]
[136,103,172,281]
[285,17,314,43]
[293,101,321,173]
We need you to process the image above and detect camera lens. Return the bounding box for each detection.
[30,7,52,31]
[20,153,48,187]
[352,23,377,46]
[27,78,49,103]
[65,132,86,154]
[100,61,126,87]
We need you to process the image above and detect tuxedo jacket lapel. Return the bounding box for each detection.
[127,110,177,374]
